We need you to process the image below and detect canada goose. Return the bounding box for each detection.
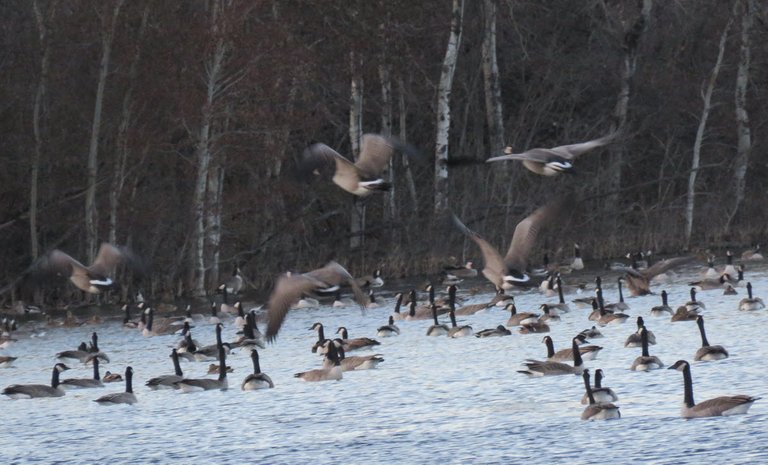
[451,201,563,290]
[29,243,142,294]
[2,363,69,398]
[143,307,180,337]
[580,368,618,405]
[571,244,584,271]
[518,337,584,376]
[385,293,405,321]
[723,284,738,295]
[595,290,630,326]
[84,331,110,364]
[265,261,367,342]
[690,274,729,291]
[630,327,663,371]
[447,310,473,338]
[233,312,266,350]
[94,366,137,405]
[295,342,343,382]
[57,333,109,363]
[0,355,18,367]
[377,315,400,337]
[741,244,764,261]
[624,316,656,347]
[518,321,551,334]
[218,266,244,296]
[365,289,381,309]
[486,133,617,176]
[671,306,699,322]
[703,256,719,279]
[475,325,512,338]
[623,256,695,296]
[241,349,274,390]
[146,349,184,390]
[580,369,621,420]
[685,288,706,312]
[231,302,246,329]
[443,260,478,280]
[299,133,415,196]
[738,282,765,311]
[122,304,139,329]
[721,250,738,277]
[538,304,561,322]
[668,360,760,418]
[193,324,231,361]
[578,326,603,339]
[490,289,514,307]
[425,305,449,337]
[208,364,234,374]
[60,356,104,389]
[103,371,122,383]
[310,322,326,353]
[650,290,674,316]
[356,269,384,288]
[693,315,728,361]
[455,301,490,316]
[505,302,540,326]
[548,275,571,313]
[176,329,198,354]
[542,335,602,362]
[603,278,630,312]
[405,290,436,321]
[336,327,380,350]
[327,341,384,371]
[176,344,229,392]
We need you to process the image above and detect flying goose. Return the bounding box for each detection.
[145,349,184,390]
[447,310,473,338]
[94,366,137,405]
[299,133,414,196]
[265,261,367,342]
[542,335,602,362]
[518,337,585,377]
[425,305,450,337]
[326,341,384,371]
[693,316,728,361]
[738,282,765,311]
[580,369,621,420]
[650,290,674,316]
[668,360,760,418]
[630,327,663,371]
[56,341,91,364]
[295,342,343,382]
[486,133,617,176]
[60,356,104,389]
[355,269,384,288]
[29,243,143,294]
[241,349,274,390]
[580,368,618,405]
[377,315,400,337]
[622,256,695,296]
[475,325,512,338]
[502,302,536,328]
[2,363,69,399]
[175,344,229,392]
[624,316,656,347]
[451,201,563,290]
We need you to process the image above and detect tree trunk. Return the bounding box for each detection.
[481,0,504,154]
[85,0,124,262]
[685,16,732,248]
[434,0,465,216]
[110,4,149,245]
[349,51,365,250]
[605,0,652,213]
[30,0,58,260]
[727,0,755,229]
[379,63,396,224]
[398,77,418,211]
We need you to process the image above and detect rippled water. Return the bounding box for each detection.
[1,263,767,464]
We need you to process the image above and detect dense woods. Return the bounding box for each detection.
[2,0,767,304]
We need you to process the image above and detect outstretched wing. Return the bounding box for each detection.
[451,214,506,286]
[354,134,396,176]
[505,202,562,272]
[549,134,616,160]
[300,143,361,192]
[265,273,326,342]
[641,256,696,279]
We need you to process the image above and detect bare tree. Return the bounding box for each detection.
[685,14,732,248]
[349,50,365,249]
[434,0,466,215]
[482,0,504,155]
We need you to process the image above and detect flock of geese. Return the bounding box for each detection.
[1,132,765,423]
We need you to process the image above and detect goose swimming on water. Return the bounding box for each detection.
[693,316,728,361]
[2,363,69,399]
[668,360,760,418]
[580,369,621,421]
[94,366,136,405]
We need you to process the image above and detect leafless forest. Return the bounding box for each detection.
[2,0,767,303]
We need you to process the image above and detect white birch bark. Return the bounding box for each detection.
[728,0,755,228]
[30,0,58,260]
[349,51,365,249]
[379,63,395,222]
[434,0,465,215]
[685,17,732,248]
[482,0,505,154]
[86,0,124,263]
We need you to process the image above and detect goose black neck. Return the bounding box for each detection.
[335,344,346,362]
[317,325,325,342]
[583,370,596,405]
[747,282,754,299]
[388,315,395,326]
[661,291,668,306]
[636,316,644,330]
[432,305,439,326]
[221,287,229,305]
[237,303,244,318]
[509,304,517,316]
[641,328,650,357]
[251,350,261,374]
[681,363,695,407]
[429,286,435,304]
[594,370,603,389]
[146,311,154,331]
[394,294,403,314]
[215,324,223,346]
[172,349,183,376]
[544,337,555,358]
[92,357,100,380]
[211,303,218,317]
[340,328,349,339]
[572,338,583,366]
[125,367,134,393]
[51,365,61,388]
[124,305,131,323]
[596,289,607,314]
[697,317,710,347]
[690,288,696,301]
[617,280,625,302]
[327,343,341,366]
[409,300,416,317]
[184,333,196,352]
[448,286,456,311]
[556,277,565,303]
[449,310,457,328]
[217,344,227,381]
[244,320,255,340]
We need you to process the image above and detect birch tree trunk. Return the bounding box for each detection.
[85,0,124,263]
[349,51,365,250]
[30,0,58,260]
[685,17,732,248]
[434,0,465,215]
[481,0,505,154]
[380,63,395,224]
[727,0,755,229]
[605,0,652,213]
[398,77,418,210]
[110,4,149,245]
